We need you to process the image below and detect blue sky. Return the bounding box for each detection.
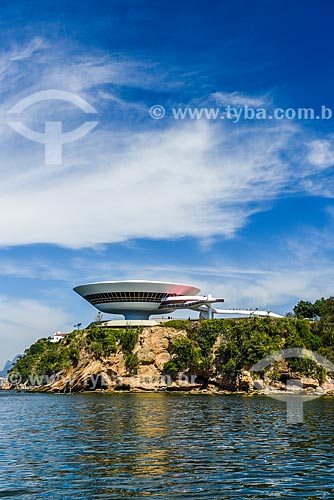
[0,0,333,366]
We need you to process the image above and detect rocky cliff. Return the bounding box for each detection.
[8,318,334,394]
[50,326,190,392]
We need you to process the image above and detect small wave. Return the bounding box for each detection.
[0,490,36,498]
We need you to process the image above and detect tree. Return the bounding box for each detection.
[318,297,334,346]
[293,300,315,319]
[293,297,328,319]
[313,298,327,317]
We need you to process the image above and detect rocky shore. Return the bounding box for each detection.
[6,322,334,395]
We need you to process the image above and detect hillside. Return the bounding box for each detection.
[8,316,334,393]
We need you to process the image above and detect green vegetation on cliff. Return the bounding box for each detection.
[162,317,327,378]
[10,337,74,383]
[9,298,334,387]
[11,326,140,383]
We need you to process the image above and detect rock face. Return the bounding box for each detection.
[135,327,185,378]
[321,381,334,391]
[0,381,12,390]
[238,371,254,392]
[299,377,319,389]
[9,324,334,395]
[44,327,196,393]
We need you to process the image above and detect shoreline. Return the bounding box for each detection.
[3,387,334,396]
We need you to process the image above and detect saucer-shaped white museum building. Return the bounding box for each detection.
[73,280,283,320]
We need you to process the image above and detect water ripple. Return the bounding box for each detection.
[0,392,333,499]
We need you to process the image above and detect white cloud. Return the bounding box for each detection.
[211,91,269,107]
[0,296,71,368]
[0,37,47,80]
[0,260,70,281]
[1,36,333,370]
[9,37,48,62]
[0,37,332,249]
[308,139,334,168]
[1,230,331,314]
[97,90,147,111]
[0,120,306,248]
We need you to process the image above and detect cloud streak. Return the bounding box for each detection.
[0,121,316,246]
[0,38,332,249]
[0,295,71,366]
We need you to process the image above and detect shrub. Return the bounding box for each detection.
[125,353,139,374]
[164,320,191,330]
[163,360,179,377]
[119,329,139,353]
[86,326,120,357]
[10,317,330,387]
[172,336,202,372]
[222,358,237,377]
